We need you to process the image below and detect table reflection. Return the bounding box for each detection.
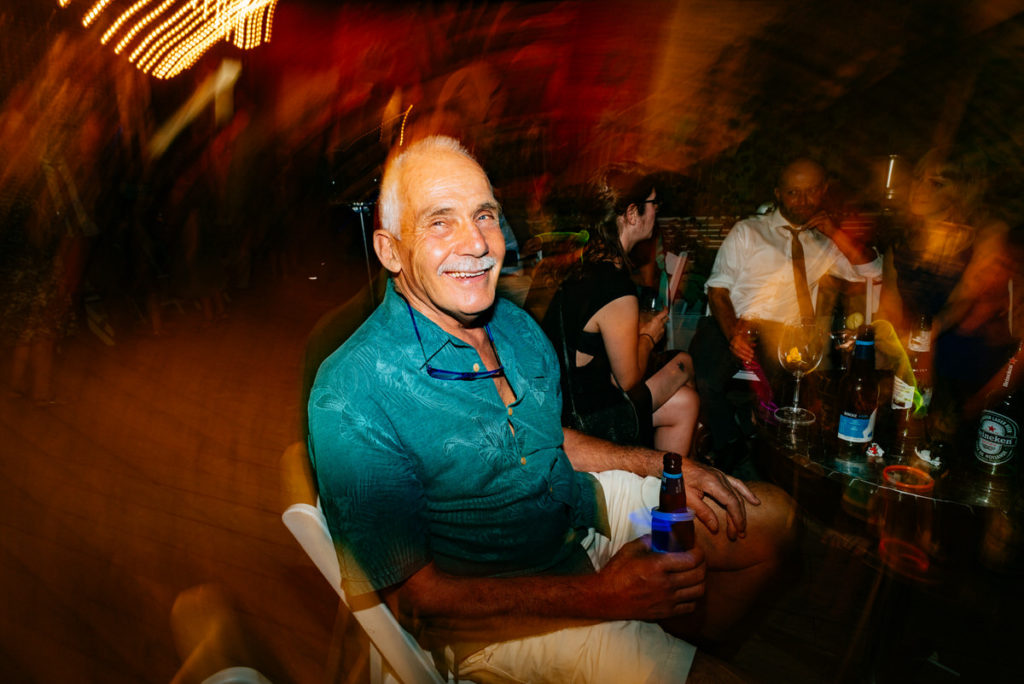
[762,389,1022,582]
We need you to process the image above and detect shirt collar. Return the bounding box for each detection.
[769,208,808,237]
[383,278,486,357]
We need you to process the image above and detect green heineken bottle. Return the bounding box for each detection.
[975,347,1023,477]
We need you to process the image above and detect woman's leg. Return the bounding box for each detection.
[647,352,700,456]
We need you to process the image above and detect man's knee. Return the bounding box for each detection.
[746,481,799,556]
[698,481,798,570]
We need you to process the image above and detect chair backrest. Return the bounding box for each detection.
[280,442,446,684]
[299,269,388,441]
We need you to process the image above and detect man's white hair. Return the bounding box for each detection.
[378,136,479,237]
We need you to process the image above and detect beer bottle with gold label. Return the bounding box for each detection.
[889,315,932,461]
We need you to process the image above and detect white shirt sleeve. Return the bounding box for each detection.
[827,244,883,282]
[704,223,748,292]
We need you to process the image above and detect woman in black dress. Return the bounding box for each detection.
[542,169,699,456]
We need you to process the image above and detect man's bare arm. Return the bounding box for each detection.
[562,427,661,476]
[562,427,760,540]
[381,541,706,644]
[804,211,876,265]
[708,287,755,364]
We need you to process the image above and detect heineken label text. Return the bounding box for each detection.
[976,410,1019,465]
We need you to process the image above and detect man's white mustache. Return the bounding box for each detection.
[438,257,497,276]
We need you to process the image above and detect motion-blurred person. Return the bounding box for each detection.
[1,34,106,403]
[541,169,700,458]
[167,129,230,328]
[878,148,1017,439]
[690,157,881,472]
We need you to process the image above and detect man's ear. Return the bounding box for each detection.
[374,229,402,274]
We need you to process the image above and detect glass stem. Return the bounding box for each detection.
[792,373,802,409]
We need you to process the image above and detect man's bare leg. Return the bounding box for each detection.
[663,482,798,646]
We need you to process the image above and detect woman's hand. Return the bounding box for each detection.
[639,308,669,344]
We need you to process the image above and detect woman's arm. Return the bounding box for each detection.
[589,294,658,390]
[934,219,1011,336]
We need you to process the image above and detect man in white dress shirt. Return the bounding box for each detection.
[691,158,882,471]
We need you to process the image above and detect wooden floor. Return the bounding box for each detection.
[0,239,1013,683]
[0,241,362,683]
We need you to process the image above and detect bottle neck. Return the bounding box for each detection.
[662,452,682,476]
[851,340,875,368]
[1004,342,1024,391]
[908,326,931,353]
[1001,357,1017,391]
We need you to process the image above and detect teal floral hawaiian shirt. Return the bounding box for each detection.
[308,279,603,596]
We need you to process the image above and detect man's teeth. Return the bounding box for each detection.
[447,270,485,278]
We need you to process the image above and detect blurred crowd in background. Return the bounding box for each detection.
[2,1,1024,408]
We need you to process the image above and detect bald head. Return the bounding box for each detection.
[775,158,828,226]
[378,136,484,237]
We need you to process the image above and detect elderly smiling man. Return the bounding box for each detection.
[307,136,795,683]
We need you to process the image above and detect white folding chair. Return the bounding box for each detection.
[281,442,463,684]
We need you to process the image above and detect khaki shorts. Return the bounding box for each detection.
[458,471,697,684]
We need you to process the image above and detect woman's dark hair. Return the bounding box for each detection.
[583,166,657,267]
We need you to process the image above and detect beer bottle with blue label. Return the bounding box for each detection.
[974,343,1023,479]
[835,325,878,476]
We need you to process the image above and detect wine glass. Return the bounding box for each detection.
[775,319,825,425]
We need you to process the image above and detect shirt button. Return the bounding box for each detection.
[520,457,526,465]
[472,363,480,371]
[507,407,514,416]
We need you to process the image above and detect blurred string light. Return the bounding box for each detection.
[58,0,278,79]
